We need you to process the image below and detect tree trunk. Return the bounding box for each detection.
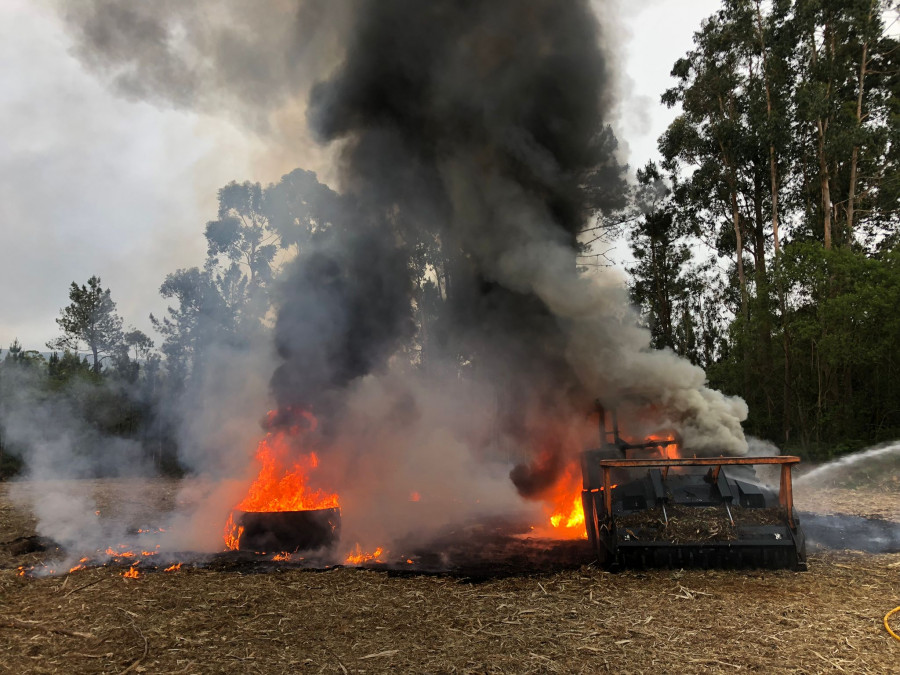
[755,1,792,442]
[847,24,871,237]
[716,131,748,320]
[752,173,768,282]
[810,24,834,250]
[781,317,792,445]
[754,1,781,257]
[817,120,833,250]
[730,190,748,319]
[753,173,776,421]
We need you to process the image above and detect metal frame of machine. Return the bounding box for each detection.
[581,403,808,570]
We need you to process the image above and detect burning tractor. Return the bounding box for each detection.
[580,404,807,570]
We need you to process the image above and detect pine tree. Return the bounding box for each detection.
[47,276,124,373]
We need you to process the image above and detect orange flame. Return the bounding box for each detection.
[224,410,341,551]
[543,431,674,537]
[234,411,339,513]
[164,563,182,572]
[542,460,588,539]
[123,565,140,579]
[224,512,244,551]
[345,544,385,565]
[68,556,90,571]
[549,493,585,530]
[639,432,680,459]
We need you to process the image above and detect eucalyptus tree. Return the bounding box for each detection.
[628,163,699,355]
[792,0,899,249]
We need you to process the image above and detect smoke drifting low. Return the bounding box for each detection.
[37,0,750,556]
[0,365,156,562]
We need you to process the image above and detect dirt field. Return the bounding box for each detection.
[1,479,898,674]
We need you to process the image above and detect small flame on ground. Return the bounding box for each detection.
[272,552,292,561]
[345,544,385,565]
[164,563,182,572]
[409,491,421,502]
[223,512,244,552]
[122,565,140,579]
[105,544,138,558]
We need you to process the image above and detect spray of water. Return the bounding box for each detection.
[797,442,900,488]
[794,442,900,554]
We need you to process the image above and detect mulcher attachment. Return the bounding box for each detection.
[581,453,807,571]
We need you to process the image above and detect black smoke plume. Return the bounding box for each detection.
[270,0,626,459]
[59,0,750,521]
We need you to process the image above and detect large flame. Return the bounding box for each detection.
[542,460,587,539]
[542,432,678,538]
[224,410,340,551]
[236,411,340,513]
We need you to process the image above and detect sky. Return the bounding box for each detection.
[0,0,720,352]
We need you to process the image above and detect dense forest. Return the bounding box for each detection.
[1,0,898,478]
[625,0,900,455]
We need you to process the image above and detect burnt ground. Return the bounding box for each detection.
[1,478,898,674]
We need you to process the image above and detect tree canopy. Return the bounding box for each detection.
[47,275,124,373]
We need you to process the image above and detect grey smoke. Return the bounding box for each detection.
[0,363,156,565]
[42,0,749,557]
[57,0,348,130]
[283,0,748,470]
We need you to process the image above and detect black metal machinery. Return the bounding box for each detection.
[581,404,807,570]
[236,508,341,553]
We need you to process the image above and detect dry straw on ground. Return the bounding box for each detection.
[1,479,898,674]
